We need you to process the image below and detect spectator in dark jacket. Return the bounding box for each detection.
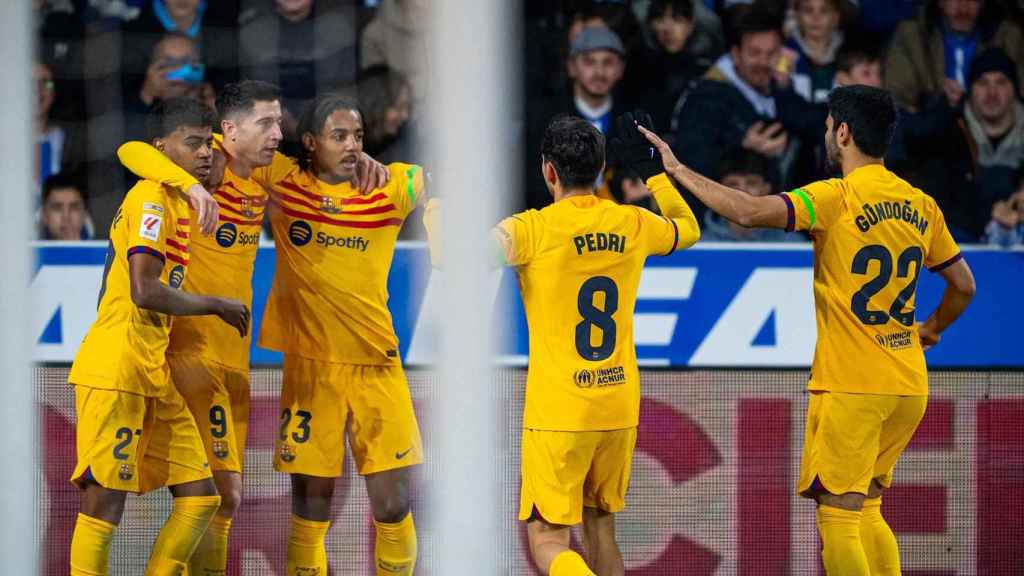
[896,48,1024,241]
[643,0,709,129]
[357,66,415,165]
[672,8,827,217]
[38,172,93,241]
[35,60,85,188]
[784,0,843,104]
[885,0,1024,112]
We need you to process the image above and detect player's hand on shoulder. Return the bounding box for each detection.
[215,297,250,338]
[185,183,219,236]
[355,152,390,195]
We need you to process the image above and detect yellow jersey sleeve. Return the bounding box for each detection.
[117,141,201,192]
[645,173,700,251]
[495,210,540,267]
[782,179,845,233]
[923,200,963,271]
[124,183,174,262]
[386,163,426,217]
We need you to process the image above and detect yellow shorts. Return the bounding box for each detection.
[798,391,927,498]
[274,355,423,477]
[169,355,250,474]
[518,427,637,526]
[70,385,211,494]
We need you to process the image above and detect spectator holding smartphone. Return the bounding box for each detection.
[123,33,208,140]
[986,180,1024,246]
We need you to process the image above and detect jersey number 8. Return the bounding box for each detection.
[575,276,619,361]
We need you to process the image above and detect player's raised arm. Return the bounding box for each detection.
[638,124,789,229]
[117,140,220,235]
[612,112,700,248]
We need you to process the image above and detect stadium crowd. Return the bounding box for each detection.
[34,0,1024,246]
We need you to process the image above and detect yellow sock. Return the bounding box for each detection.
[374,512,417,575]
[549,549,595,576]
[860,497,901,575]
[145,495,221,576]
[186,514,232,576]
[287,515,330,576]
[816,505,870,576]
[70,513,117,576]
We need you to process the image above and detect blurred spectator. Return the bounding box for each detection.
[853,0,923,37]
[885,0,1024,112]
[897,48,1024,241]
[985,183,1024,246]
[38,173,93,241]
[834,42,882,87]
[123,33,206,140]
[701,147,805,241]
[360,0,427,109]
[643,0,708,127]
[35,0,86,123]
[525,26,631,209]
[672,7,826,216]
[241,0,358,138]
[784,0,843,103]
[35,61,85,187]
[356,66,414,164]
[121,1,239,99]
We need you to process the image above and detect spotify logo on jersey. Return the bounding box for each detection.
[289,220,313,246]
[169,265,186,289]
[216,222,238,248]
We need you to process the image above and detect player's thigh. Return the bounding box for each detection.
[346,364,423,476]
[139,386,213,493]
[584,427,637,514]
[275,354,349,477]
[171,357,250,474]
[873,395,928,488]
[798,391,891,498]
[519,429,601,527]
[70,385,150,493]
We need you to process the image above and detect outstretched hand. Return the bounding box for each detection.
[610,110,662,181]
[636,124,683,179]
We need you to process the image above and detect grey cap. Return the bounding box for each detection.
[570,26,626,58]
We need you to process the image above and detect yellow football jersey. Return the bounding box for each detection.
[497,174,700,431]
[68,180,191,397]
[782,164,962,396]
[116,141,301,370]
[257,163,425,364]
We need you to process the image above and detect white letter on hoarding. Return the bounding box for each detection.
[31,265,103,362]
[689,268,815,366]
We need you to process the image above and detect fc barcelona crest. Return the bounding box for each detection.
[320,196,341,214]
[118,464,134,481]
[212,440,229,460]
[279,443,296,463]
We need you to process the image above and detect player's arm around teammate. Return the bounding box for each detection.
[68,98,248,576]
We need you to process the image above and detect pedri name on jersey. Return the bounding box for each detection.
[855,200,929,236]
[573,232,627,255]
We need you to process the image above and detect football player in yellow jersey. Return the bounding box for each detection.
[114,81,389,576]
[495,114,699,576]
[640,85,977,575]
[251,92,427,576]
[67,98,250,576]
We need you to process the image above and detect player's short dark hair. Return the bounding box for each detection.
[215,80,280,123]
[296,91,361,172]
[42,172,85,205]
[541,115,605,188]
[728,7,783,49]
[828,85,897,158]
[648,0,694,22]
[836,42,881,73]
[146,96,216,142]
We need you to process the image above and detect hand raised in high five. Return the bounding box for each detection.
[609,110,663,181]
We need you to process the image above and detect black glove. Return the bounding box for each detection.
[609,110,662,181]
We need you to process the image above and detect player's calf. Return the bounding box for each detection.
[147,479,221,575]
[366,469,416,575]
[527,517,596,576]
[71,481,128,576]
[581,507,623,576]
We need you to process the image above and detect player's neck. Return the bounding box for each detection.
[222,143,254,179]
[840,153,883,177]
[556,186,594,201]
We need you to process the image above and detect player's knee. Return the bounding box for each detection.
[217,484,243,517]
[371,494,410,524]
[291,474,335,520]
